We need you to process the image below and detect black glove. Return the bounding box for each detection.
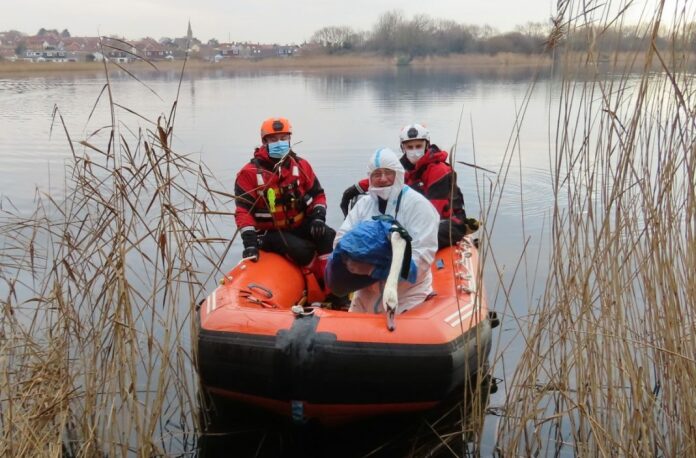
[242,246,259,261]
[309,206,327,240]
[340,184,365,217]
[389,221,412,242]
[464,218,480,234]
[241,229,259,262]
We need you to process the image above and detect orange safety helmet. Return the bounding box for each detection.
[260,117,292,140]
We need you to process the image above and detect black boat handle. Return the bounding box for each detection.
[247,283,273,299]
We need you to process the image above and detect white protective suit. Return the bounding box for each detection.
[335,147,439,314]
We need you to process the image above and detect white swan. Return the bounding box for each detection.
[382,230,407,331]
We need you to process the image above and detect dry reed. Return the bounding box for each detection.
[493,0,696,455]
[0,37,232,456]
[2,0,694,454]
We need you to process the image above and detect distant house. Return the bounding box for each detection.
[22,36,68,62]
[212,42,299,61]
[136,38,172,60]
[217,43,243,58]
[15,35,107,62]
[0,30,25,48]
[275,45,299,56]
[61,37,102,62]
[248,44,299,58]
[194,44,216,61]
[0,47,17,61]
[0,30,301,64]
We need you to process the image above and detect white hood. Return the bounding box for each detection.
[366,147,405,206]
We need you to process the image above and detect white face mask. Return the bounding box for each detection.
[405,147,426,164]
[368,185,394,201]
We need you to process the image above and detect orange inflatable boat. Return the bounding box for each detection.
[196,236,496,425]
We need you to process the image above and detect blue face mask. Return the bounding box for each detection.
[267,140,291,158]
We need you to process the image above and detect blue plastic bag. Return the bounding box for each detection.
[331,218,416,283]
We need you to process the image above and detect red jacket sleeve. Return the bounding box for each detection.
[234,165,260,229]
[422,163,454,217]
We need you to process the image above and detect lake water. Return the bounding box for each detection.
[0,65,558,454]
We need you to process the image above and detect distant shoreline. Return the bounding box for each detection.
[0,53,553,77]
[1,51,684,77]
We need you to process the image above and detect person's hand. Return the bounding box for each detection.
[309,206,327,240]
[310,218,326,239]
[345,258,375,276]
[389,221,412,242]
[242,246,259,262]
[340,184,365,217]
[464,217,480,235]
[241,228,259,262]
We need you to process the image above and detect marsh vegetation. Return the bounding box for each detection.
[1,0,694,456]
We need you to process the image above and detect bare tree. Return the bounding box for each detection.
[310,26,356,49]
[370,10,405,54]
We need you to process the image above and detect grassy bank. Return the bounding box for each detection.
[2,51,691,79]
[0,52,554,77]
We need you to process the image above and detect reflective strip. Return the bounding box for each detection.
[305,197,313,206]
[256,174,264,196]
[206,289,219,315]
[292,165,299,176]
[443,247,478,327]
[254,212,305,227]
[444,305,475,327]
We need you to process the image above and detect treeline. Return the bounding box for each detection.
[311,12,547,57]
[310,11,696,57]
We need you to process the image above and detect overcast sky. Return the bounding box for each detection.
[2,1,682,44]
[2,0,559,43]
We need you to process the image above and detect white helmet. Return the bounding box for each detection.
[399,123,430,144]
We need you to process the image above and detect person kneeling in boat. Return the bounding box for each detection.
[326,147,439,314]
[234,117,336,291]
[340,123,478,248]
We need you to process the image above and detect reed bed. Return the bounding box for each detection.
[0,45,231,455]
[493,0,696,455]
[2,0,694,454]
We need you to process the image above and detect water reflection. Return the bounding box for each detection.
[199,378,496,458]
[304,66,550,111]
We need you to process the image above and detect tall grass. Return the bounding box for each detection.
[2,0,694,454]
[0,38,231,455]
[494,0,696,455]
